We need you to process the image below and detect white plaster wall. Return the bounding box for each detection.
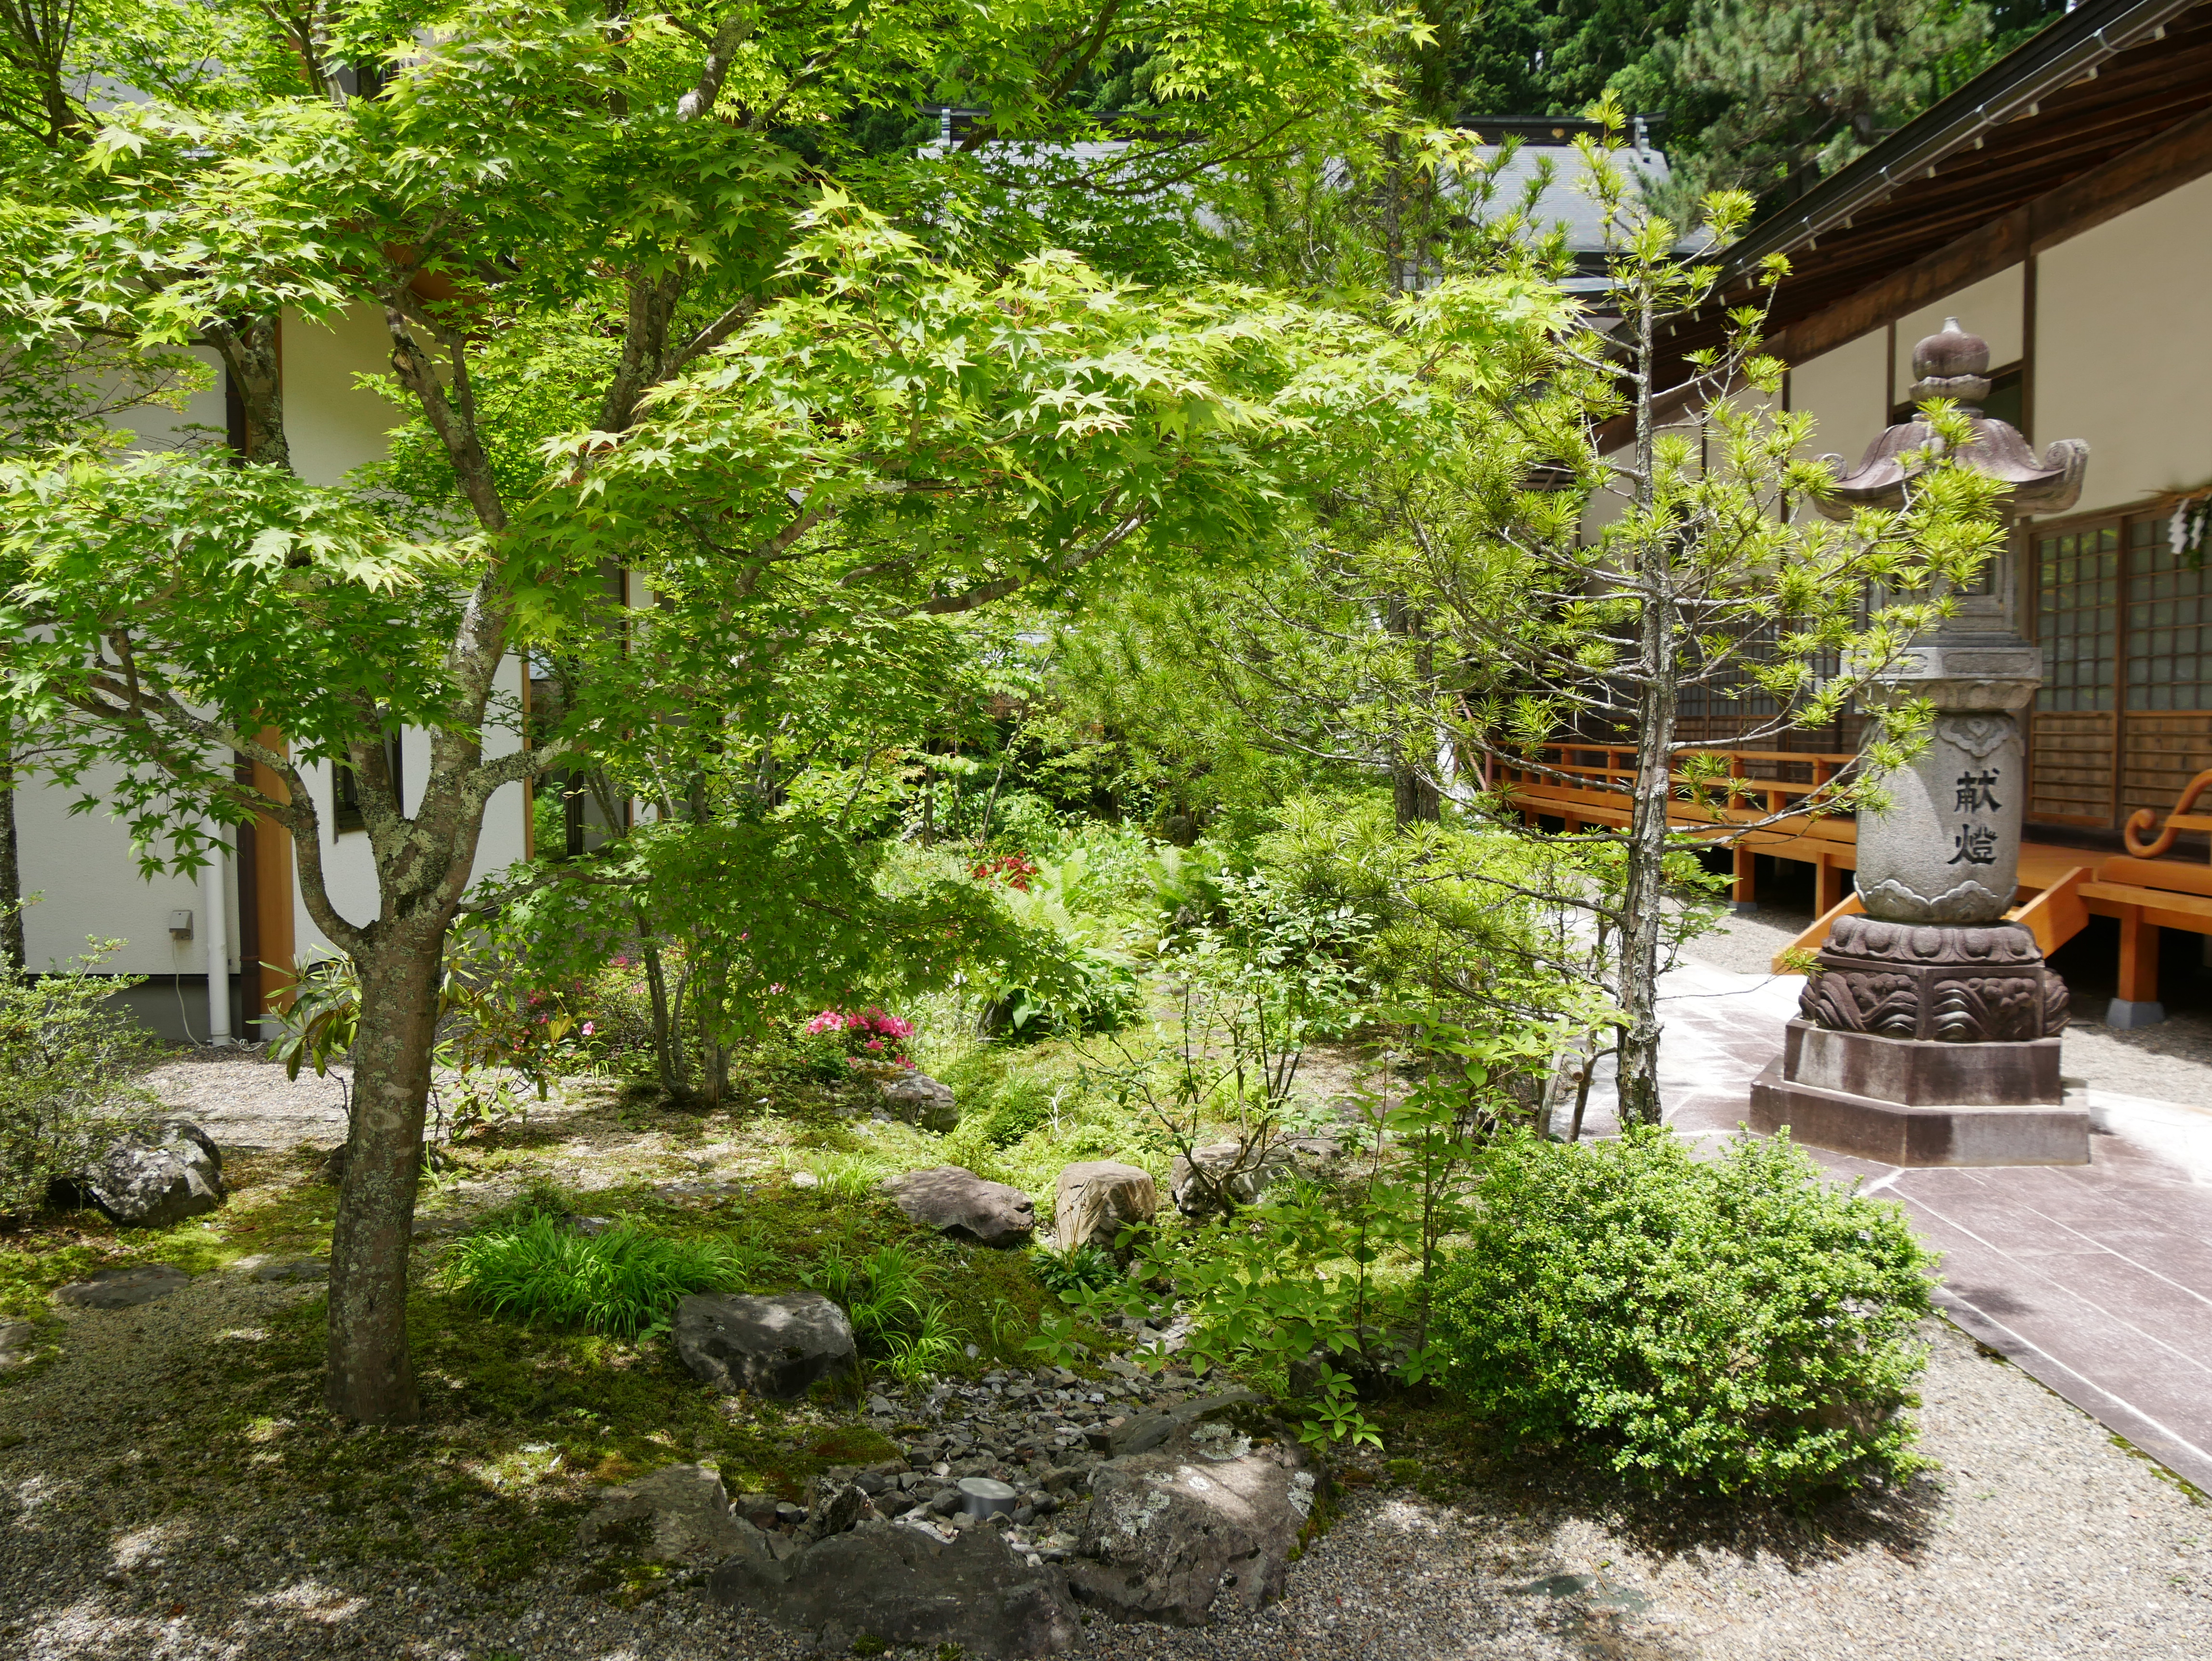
[1789,330,1889,466]
[122,344,229,454]
[15,308,531,987]
[1895,264,2025,385]
[290,653,533,957]
[13,348,236,978]
[16,764,237,977]
[2036,172,2212,514]
[282,307,398,487]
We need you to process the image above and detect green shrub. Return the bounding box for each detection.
[0,937,156,1219]
[1430,1128,1937,1499]
[444,1217,751,1339]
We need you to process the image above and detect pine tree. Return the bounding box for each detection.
[1672,0,1992,201]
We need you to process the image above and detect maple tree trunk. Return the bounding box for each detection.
[323,918,446,1423]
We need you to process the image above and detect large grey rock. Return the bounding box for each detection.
[1095,1389,1265,1459]
[675,1292,857,1399]
[0,1320,36,1371]
[227,1255,329,1284]
[81,1121,225,1228]
[1053,1161,1157,1252]
[1166,1142,1292,1217]
[796,1477,871,1543]
[711,1516,1079,1658]
[54,1264,192,1309]
[578,1463,751,1565]
[879,1071,959,1134]
[884,1166,1036,1245]
[1068,1411,1324,1626]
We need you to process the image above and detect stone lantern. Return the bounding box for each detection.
[1750,319,2093,1166]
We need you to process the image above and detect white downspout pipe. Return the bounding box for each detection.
[201,820,233,1046]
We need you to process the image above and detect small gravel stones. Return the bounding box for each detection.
[53,1263,192,1309]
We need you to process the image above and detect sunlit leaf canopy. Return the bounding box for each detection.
[0,0,1505,852]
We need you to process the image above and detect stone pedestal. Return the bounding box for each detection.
[1753,918,2088,1166]
[1750,1021,2085,1166]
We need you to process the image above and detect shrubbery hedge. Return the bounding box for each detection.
[1430,1128,1937,1499]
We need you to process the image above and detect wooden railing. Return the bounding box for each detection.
[2123,767,2212,863]
[1490,744,1861,816]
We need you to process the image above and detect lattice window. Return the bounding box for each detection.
[2123,517,2212,711]
[2036,526,2119,712]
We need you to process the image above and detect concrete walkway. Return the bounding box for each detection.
[1588,959,2212,1497]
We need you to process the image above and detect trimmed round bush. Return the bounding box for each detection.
[1430,1128,1936,1499]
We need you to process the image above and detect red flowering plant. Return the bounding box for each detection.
[972,851,1039,891]
[800,1005,919,1076]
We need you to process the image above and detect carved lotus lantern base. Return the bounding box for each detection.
[1750,916,2089,1167]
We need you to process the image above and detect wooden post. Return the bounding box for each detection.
[1815,854,1845,916]
[2113,905,2164,1028]
[1732,842,1757,912]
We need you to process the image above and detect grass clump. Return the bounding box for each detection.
[1430,1128,1938,1501]
[444,1216,751,1339]
[803,1241,966,1384]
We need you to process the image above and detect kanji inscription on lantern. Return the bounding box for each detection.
[1954,769,2001,813]
[1947,766,2002,866]
[1949,823,1998,866]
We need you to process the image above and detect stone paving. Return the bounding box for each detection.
[1590,959,2212,1496]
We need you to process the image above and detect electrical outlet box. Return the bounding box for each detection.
[168,909,194,938]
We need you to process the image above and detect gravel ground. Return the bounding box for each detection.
[138,1050,351,1151]
[4,1269,2206,1660]
[1680,904,2212,1107]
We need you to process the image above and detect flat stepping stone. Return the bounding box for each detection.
[228,1256,329,1283]
[54,1265,191,1309]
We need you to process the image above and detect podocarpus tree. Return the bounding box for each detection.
[0,0,1423,1422]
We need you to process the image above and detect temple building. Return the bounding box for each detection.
[1499,0,2212,1026]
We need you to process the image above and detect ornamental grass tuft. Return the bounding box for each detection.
[1430,1127,1938,1501]
[444,1216,750,1340]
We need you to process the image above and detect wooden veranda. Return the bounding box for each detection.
[1493,744,2212,1015]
